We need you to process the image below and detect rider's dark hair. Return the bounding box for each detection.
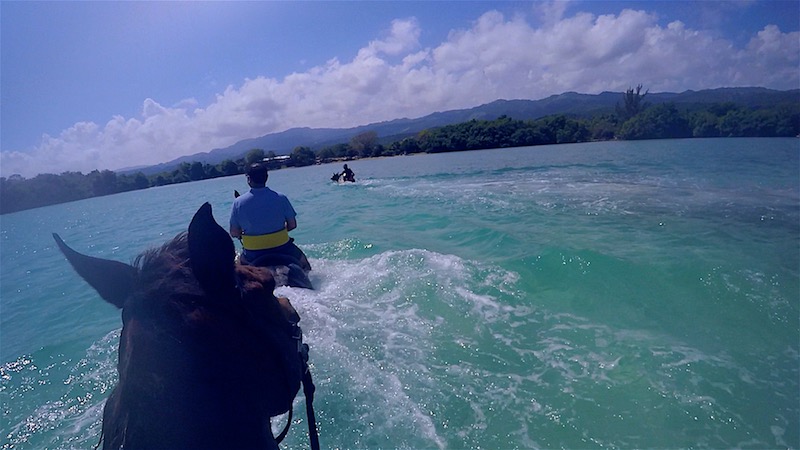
[247,163,268,186]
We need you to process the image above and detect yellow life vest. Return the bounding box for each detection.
[241,228,290,250]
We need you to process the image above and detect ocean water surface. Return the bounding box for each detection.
[1,138,798,449]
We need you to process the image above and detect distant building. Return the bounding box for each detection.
[262,154,291,169]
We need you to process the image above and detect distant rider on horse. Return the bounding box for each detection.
[341,164,355,182]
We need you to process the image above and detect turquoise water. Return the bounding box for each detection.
[1,138,798,449]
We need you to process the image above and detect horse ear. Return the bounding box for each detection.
[52,233,136,309]
[188,203,237,295]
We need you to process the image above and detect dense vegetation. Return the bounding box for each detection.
[2,88,798,214]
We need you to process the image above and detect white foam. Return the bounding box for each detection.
[272,248,527,447]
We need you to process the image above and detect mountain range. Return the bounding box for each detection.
[129,87,799,175]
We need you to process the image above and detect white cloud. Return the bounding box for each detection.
[366,18,422,57]
[2,9,798,178]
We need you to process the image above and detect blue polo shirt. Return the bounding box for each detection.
[230,187,296,236]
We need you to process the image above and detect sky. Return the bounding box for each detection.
[1,1,798,178]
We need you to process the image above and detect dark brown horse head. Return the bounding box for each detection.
[54,203,304,450]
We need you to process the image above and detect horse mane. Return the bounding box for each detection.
[133,232,199,298]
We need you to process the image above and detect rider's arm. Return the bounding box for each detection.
[285,217,297,232]
[230,225,243,238]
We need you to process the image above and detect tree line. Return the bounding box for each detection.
[2,89,798,214]
[0,150,303,214]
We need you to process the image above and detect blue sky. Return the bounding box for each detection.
[2,1,798,178]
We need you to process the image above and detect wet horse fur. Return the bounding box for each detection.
[53,203,303,450]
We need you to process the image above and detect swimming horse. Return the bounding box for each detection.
[329,172,355,183]
[53,203,319,450]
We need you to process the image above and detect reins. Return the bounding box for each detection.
[274,344,320,450]
[302,344,321,450]
[235,277,320,450]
